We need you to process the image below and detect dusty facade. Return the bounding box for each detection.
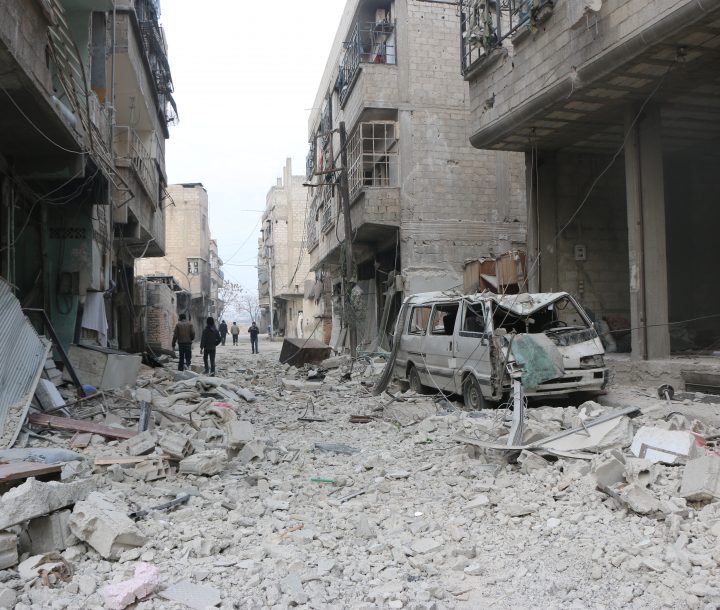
[209,239,224,321]
[0,0,175,351]
[258,159,321,340]
[304,0,527,352]
[462,0,720,359]
[136,183,220,338]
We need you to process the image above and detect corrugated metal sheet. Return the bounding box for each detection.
[0,278,51,448]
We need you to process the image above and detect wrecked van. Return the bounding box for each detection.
[393,291,608,407]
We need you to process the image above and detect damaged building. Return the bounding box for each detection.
[0,0,176,352]
[304,0,527,351]
[258,159,320,341]
[461,0,720,360]
[135,183,223,339]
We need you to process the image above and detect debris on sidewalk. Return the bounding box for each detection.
[101,562,161,609]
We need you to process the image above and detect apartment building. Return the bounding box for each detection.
[136,183,218,338]
[258,159,318,339]
[305,0,526,351]
[0,0,174,351]
[462,0,720,359]
[209,239,224,320]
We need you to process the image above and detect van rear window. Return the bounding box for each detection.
[408,306,432,335]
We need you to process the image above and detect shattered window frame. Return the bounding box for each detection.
[408,305,432,336]
[429,303,459,336]
[461,300,487,336]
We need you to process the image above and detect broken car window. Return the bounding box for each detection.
[408,306,432,335]
[429,303,459,335]
[492,296,590,334]
[462,302,485,334]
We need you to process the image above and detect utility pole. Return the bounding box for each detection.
[338,122,357,358]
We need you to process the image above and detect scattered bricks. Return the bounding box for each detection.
[159,431,193,459]
[591,449,626,487]
[680,455,720,502]
[410,537,443,555]
[226,421,254,450]
[27,510,78,554]
[69,492,146,560]
[179,450,227,476]
[237,441,265,464]
[0,533,18,570]
[122,431,156,457]
[101,562,161,610]
[0,477,96,530]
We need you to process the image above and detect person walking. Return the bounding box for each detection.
[200,316,221,376]
[172,314,195,371]
[230,321,240,346]
[248,321,260,354]
[219,320,228,346]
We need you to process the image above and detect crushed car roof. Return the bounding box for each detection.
[406,291,572,315]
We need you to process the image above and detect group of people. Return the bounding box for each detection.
[172,316,261,375]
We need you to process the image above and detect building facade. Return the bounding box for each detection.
[209,239,224,321]
[462,0,720,359]
[0,0,174,351]
[258,159,320,339]
[136,183,219,338]
[305,0,526,351]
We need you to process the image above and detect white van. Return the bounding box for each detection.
[393,291,608,408]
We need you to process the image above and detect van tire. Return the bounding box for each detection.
[463,374,488,410]
[408,365,427,394]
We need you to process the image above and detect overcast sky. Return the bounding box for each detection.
[161,1,345,294]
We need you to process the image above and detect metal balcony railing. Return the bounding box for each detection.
[338,20,397,104]
[460,0,554,74]
[115,126,159,203]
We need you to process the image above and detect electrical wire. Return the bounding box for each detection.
[223,217,262,265]
[0,84,88,155]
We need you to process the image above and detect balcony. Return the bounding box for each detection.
[460,0,554,76]
[114,126,159,202]
[338,20,397,107]
[348,121,399,200]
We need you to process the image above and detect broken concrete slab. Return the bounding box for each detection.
[591,449,626,487]
[0,477,96,530]
[279,337,332,367]
[63,344,142,390]
[680,455,720,502]
[101,562,161,610]
[411,537,443,554]
[630,426,704,464]
[35,378,66,411]
[179,450,228,476]
[237,441,265,464]
[621,484,663,515]
[226,420,254,450]
[384,402,437,427]
[0,533,18,570]
[69,492,146,560]
[18,552,71,582]
[281,378,324,392]
[27,510,78,554]
[159,580,221,609]
[122,430,156,456]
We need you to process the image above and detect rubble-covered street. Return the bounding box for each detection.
[1,336,718,610]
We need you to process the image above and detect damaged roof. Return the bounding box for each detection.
[407,290,570,315]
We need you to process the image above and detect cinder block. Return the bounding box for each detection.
[122,430,156,456]
[159,431,193,459]
[0,533,18,570]
[27,510,77,554]
[179,450,227,476]
[681,455,720,502]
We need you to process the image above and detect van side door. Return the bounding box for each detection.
[402,304,432,384]
[423,302,460,392]
[454,300,493,395]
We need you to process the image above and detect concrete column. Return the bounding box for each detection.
[534,152,559,292]
[624,104,670,360]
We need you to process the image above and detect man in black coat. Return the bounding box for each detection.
[218,320,228,345]
[248,321,260,354]
[200,317,221,375]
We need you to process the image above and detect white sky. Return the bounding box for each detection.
[161,1,345,293]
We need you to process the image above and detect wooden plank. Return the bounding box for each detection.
[70,432,93,448]
[0,462,62,483]
[27,413,137,440]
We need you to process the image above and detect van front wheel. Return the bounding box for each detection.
[463,375,488,410]
[408,365,427,394]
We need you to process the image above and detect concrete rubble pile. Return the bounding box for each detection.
[0,342,719,609]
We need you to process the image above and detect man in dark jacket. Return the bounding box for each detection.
[219,320,228,345]
[200,316,221,375]
[172,314,195,371]
[248,321,260,354]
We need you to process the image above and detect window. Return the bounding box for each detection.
[462,302,486,334]
[408,306,432,335]
[348,121,399,198]
[187,258,199,275]
[430,304,459,335]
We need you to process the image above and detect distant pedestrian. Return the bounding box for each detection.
[248,321,260,354]
[200,316,221,376]
[230,321,240,345]
[219,320,228,345]
[172,314,195,371]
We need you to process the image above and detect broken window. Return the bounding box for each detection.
[462,302,486,335]
[430,304,459,336]
[348,121,399,199]
[492,296,590,335]
[408,306,432,335]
